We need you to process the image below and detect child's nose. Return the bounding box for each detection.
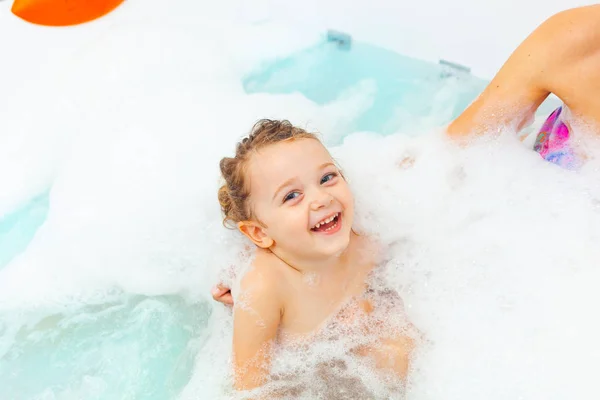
[310,190,333,210]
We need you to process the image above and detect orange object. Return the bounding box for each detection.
[12,0,125,27]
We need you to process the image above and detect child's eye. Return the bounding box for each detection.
[283,191,300,203]
[321,172,338,184]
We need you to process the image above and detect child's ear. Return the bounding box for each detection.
[237,221,274,248]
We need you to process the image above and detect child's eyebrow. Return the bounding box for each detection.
[319,162,335,170]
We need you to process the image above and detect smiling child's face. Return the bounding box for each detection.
[241,138,355,262]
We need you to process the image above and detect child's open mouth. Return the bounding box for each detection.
[311,212,342,234]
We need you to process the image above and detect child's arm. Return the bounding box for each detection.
[232,267,283,392]
[375,335,415,380]
[353,330,415,381]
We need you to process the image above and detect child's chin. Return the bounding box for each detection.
[324,235,352,257]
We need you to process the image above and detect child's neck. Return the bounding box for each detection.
[270,233,363,277]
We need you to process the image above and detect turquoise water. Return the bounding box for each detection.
[0,40,487,399]
[0,194,49,270]
[0,195,211,398]
[243,39,487,139]
[0,296,209,399]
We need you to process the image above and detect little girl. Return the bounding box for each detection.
[217,119,415,397]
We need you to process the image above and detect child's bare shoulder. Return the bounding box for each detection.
[238,249,289,302]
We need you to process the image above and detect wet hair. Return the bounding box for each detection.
[218,119,321,228]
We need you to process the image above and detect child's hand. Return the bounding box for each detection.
[211,284,234,306]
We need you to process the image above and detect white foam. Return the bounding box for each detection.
[337,130,600,399]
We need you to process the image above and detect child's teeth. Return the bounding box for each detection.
[313,213,339,230]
